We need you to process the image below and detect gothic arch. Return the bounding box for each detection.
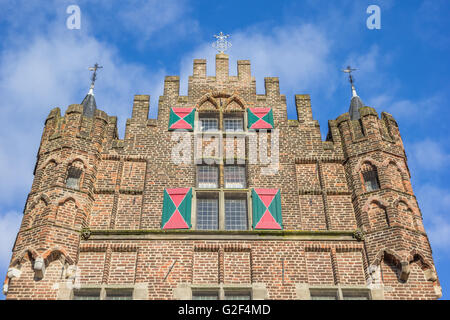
[40,158,59,171]
[223,95,246,112]
[195,92,248,112]
[55,196,88,228]
[42,247,75,266]
[354,157,382,175]
[385,160,407,192]
[39,159,59,189]
[362,196,388,212]
[65,157,88,169]
[364,198,390,230]
[395,199,417,230]
[24,195,51,228]
[372,248,411,282]
[381,158,409,178]
[27,194,51,213]
[407,250,432,271]
[393,197,416,211]
[10,247,40,268]
[196,94,219,110]
[372,248,403,267]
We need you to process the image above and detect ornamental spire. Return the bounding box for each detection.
[81,63,102,117]
[342,66,364,120]
[342,66,358,97]
[87,63,103,95]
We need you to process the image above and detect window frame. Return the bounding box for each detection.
[195,192,220,231]
[66,165,83,190]
[191,285,252,300]
[307,286,372,300]
[199,116,219,132]
[360,163,380,193]
[224,193,248,231]
[69,285,144,300]
[223,114,244,132]
[192,190,252,231]
[105,288,134,300]
[196,165,219,189]
[72,288,102,300]
[224,165,247,189]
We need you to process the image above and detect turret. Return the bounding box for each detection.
[4,64,117,299]
[332,67,441,298]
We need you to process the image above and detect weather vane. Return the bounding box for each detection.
[342,66,359,97]
[212,32,232,53]
[89,63,103,90]
[342,65,357,86]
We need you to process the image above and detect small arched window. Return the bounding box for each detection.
[361,163,380,192]
[66,160,84,190]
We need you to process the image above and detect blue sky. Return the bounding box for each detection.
[0,0,449,300]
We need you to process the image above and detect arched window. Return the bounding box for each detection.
[361,163,380,192]
[66,160,84,190]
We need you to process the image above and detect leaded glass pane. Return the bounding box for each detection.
[197,166,218,188]
[225,199,247,230]
[193,292,219,300]
[73,290,101,300]
[200,118,218,132]
[224,166,246,189]
[196,198,219,230]
[105,290,133,300]
[224,118,243,132]
[224,292,251,300]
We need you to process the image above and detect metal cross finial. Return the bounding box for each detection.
[342,66,358,97]
[212,32,232,53]
[88,63,103,89]
[342,65,357,85]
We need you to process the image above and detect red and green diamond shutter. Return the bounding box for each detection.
[252,189,283,230]
[247,108,274,130]
[168,108,195,131]
[161,188,192,229]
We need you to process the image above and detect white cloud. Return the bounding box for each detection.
[0,30,165,208]
[77,0,198,48]
[0,211,22,268]
[408,139,450,171]
[416,185,450,252]
[367,93,443,121]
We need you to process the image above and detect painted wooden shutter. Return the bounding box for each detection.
[168,108,195,131]
[247,108,274,130]
[161,188,192,229]
[252,189,283,230]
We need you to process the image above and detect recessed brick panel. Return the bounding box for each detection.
[327,195,357,230]
[193,251,219,284]
[336,251,366,285]
[78,252,105,284]
[299,195,326,230]
[306,251,334,285]
[121,161,146,191]
[95,160,119,190]
[322,163,349,192]
[224,251,251,284]
[296,164,320,189]
[109,251,137,284]
[116,194,141,230]
[90,194,114,229]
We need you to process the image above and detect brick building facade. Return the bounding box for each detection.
[3,54,442,300]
